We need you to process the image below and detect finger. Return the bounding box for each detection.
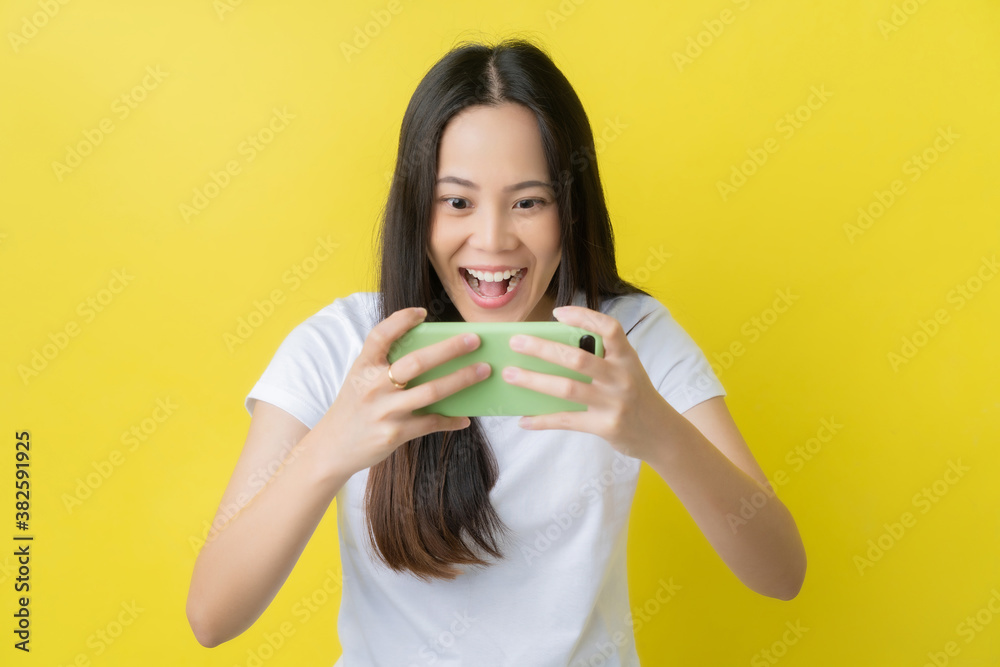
[551,306,625,357]
[391,412,471,449]
[365,307,427,362]
[392,332,480,385]
[501,365,594,406]
[392,360,491,413]
[519,410,589,432]
[509,334,604,381]
[419,413,472,434]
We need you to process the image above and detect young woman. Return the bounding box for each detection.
[186,38,806,665]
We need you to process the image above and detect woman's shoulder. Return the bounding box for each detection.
[308,290,380,320]
[600,289,670,322]
[600,289,707,348]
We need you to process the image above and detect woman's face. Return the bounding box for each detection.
[426,102,562,322]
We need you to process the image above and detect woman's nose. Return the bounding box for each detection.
[470,206,517,252]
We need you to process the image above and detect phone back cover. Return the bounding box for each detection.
[387,322,605,416]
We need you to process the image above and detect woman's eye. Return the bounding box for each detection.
[442,197,469,210]
[515,198,545,210]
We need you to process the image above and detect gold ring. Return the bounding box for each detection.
[387,365,407,389]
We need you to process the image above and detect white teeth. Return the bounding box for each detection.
[462,268,525,296]
[506,273,520,293]
[464,268,525,282]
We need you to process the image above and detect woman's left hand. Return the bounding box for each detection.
[502,305,680,460]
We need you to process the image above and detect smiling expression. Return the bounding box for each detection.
[426,102,562,322]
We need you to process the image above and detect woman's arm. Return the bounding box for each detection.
[496,305,806,598]
[185,401,350,647]
[186,306,490,647]
[645,396,807,600]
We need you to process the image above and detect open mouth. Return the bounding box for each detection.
[460,267,526,298]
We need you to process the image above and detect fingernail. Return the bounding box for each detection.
[464,333,477,347]
[502,366,518,381]
[476,363,490,378]
[509,335,525,350]
[415,307,427,317]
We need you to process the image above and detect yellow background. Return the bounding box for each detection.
[2,0,998,664]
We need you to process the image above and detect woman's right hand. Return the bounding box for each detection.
[313,306,490,478]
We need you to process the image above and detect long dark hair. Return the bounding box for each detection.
[367,37,651,581]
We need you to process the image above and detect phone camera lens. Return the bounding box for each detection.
[579,335,595,354]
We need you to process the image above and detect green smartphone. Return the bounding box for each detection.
[386,322,604,417]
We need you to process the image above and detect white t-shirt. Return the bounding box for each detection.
[245,288,725,666]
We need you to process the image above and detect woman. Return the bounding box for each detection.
[186,37,806,665]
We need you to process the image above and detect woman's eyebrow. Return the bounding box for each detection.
[436,175,554,193]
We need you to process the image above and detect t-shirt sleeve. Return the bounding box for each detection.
[244,297,368,430]
[625,295,726,414]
